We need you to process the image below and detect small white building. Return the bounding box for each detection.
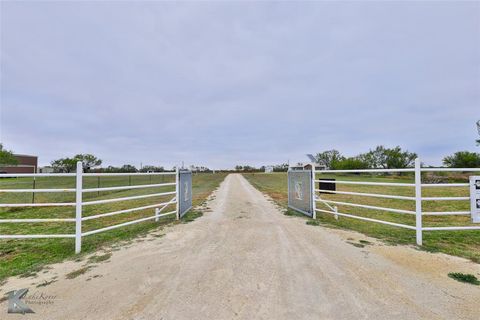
[39,166,54,173]
[265,166,274,173]
[289,163,326,171]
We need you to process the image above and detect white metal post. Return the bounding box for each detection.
[175,167,180,220]
[334,206,338,220]
[287,169,290,209]
[155,208,160,222]
[311,164,316,219]
[414,158,423,246]
[75,161,83,254]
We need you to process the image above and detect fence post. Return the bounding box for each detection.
[32,177,36,204]
[414,158,422,246]
[334,206,338,220]
[75,161,83,254]
[311,164,316,219]
[155,208,160,222]
[287,169,291,210]
[175,167,180,220]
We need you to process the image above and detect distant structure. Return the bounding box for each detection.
[289,154,326,171]
[289,163,326,171]
[189,165,210,172]
[265,165,274,173]
[0,154,38,174]
[39,166,54,174]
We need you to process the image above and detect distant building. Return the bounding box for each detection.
[289,163,326,171]
[39,166,54,173]
[0,154,38,174]
[189,165,210,172]
[265,166,274,173]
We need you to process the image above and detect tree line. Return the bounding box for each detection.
[1,145,479,171]
[315,146,480,169]
[50,154,166,173]
[234,164,289,172]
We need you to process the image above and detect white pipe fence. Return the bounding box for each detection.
[0,162,191,253]
[308,159,480,245]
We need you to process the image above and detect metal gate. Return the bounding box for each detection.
[287,170,313,217]
[178,170,193,218]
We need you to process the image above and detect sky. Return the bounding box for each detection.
[0,1,479,169]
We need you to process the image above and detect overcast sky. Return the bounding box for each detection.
[1,1,479,169]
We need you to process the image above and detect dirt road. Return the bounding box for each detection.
[1,174,479,319]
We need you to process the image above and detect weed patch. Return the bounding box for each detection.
[448,273,480,285]
[359,240,372,245]
[66,267,92,279]
[36,279,57,287]
[347,241,365,248]
[181,211,203,223]
[88,253,111,264]
[284,208,307,217]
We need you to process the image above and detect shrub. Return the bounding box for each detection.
[443,151,480,168]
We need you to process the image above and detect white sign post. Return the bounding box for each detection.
[469,176,480,223]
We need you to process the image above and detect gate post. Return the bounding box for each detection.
[287,169,291,209]
[75,161,83,254]
[175,167,180,220]
[311,164,316,219]
[414,158,423,246]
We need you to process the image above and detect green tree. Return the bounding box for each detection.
[359,146,417,169]
[315,150,344,169]
[50,158,77,173]
[73,154,102,171]
[383,146,417,168]
[273,163,289,172]
[0,144,18,166]
[51,154,102,172]
[358,146,387,168]
[443,151,480,168]
[140,165,164,172]
[120,164,137,173]
[331,157,369,170]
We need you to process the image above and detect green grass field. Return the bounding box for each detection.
[243,172,480,263]
[0,172,227,281]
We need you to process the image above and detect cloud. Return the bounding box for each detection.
[1,1,479,168]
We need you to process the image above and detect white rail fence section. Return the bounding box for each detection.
[0,162,192,253]
[288,159,480,245]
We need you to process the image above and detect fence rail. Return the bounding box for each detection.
[0,162,192,253]
[289,158,480,246]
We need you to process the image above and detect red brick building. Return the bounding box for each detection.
[0,154,38,174]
